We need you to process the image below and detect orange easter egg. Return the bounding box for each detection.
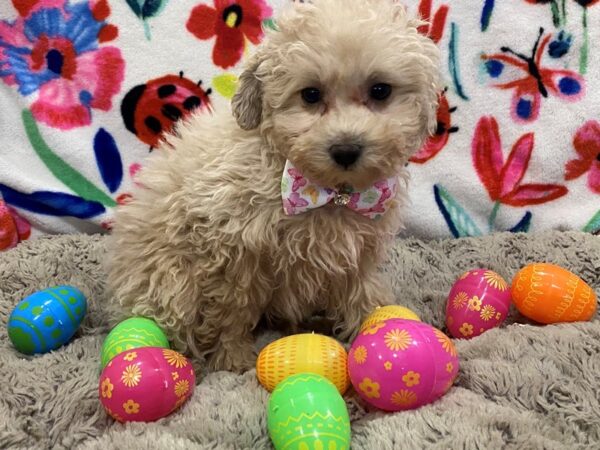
[256,333,350,394]
[511,263,597,324]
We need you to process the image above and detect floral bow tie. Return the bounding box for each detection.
[281,160,399,220]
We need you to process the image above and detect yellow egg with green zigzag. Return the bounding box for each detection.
[101,317,169,368]
[268,373,351,450]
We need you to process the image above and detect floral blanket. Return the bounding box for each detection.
[0,0,599,251]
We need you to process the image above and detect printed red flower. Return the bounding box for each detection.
[186,0,272,69]
[0,201,31,251]
[565,120,600,194]
[472,116,568,206]
[416,0,449,44]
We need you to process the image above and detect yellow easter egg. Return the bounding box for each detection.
[360,305,420,332]
[256,333,350,394]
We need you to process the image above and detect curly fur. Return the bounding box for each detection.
[107,0,441,372]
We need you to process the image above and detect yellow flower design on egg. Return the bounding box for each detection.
[101,378,114,399]
[123,351,137,362]
[358,377,381,399]
[434,329,457,357]
[459,322,474,337]
[384,361,393,371]
[123,399,140,414]
[452,292,469,309]
[174,380,190,398]
[384,329,412,351]
[467,296,482,312]
[163,349,188,368]
[391,390,417,407]
[446,362,454,373]
[121,364,142,387]
[402,371,420,387]
[480,305,496,321]
[483,270,508,291]
[353,345,367,364]
[362,321,386,336]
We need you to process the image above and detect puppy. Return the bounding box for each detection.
[107,0,440,372]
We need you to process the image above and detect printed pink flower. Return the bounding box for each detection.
[472,116,568,206]
[564,120,600,194]
[0,0,124,129]
[0,201,31,251]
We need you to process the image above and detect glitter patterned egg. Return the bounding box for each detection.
[99,347,195,422]
[445,269,512,339]
[101,317,170,368]
[8,286,87,355]
[256,333,350,394]
[360,305,421,333]
[268,373,351,450]
[348,319,459,411]
[511,263,597,324]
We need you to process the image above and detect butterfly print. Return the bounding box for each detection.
[481,27,584,123]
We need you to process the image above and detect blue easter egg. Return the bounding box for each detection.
[7,286,87,354]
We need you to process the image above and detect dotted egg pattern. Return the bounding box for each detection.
[8,286,86,354]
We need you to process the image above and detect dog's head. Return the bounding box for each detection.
[232,0,441,189]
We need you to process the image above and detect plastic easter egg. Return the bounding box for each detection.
[511,263,597,324]
[445,269,512,339]
[360,305,420,332]
[101,317,170,368]
[256,333,350,394]
[348,319,459,411]
[268,373,351,450]
[7,285,87,355]
[99,347,195,422]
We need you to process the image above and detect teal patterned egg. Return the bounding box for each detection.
[7,286,87,355]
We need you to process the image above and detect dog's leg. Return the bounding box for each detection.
[198,298,264,373]
[329,264,395,342]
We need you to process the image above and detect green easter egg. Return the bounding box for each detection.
[268,373,351,450]
[100,317,169,368]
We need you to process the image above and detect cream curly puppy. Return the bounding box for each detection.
[107,0,440,372]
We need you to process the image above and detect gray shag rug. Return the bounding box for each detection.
[1,231,599,450]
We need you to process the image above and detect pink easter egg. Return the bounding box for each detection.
[99,347,195,422]
[446,269,512,339]
[348,319,459,411]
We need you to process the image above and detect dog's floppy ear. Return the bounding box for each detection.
[232,52,264,130]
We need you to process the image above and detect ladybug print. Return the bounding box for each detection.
[121,72,212,150]
[410,88,458,164]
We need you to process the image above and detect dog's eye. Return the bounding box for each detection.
[370,83,392,101]
[301,87,321,104]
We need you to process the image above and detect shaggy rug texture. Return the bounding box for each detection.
[0,231,599,449]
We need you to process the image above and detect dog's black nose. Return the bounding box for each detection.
[329,144,363,168]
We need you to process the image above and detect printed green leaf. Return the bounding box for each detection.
[21,110,116,207]
[434,184,482,238]
[263,18,278,31]
[583,209,600,234]
[212,73,239,99]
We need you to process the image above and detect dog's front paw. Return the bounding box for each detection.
[206,343,256,373]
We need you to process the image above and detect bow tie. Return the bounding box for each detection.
[281,160,398,220]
